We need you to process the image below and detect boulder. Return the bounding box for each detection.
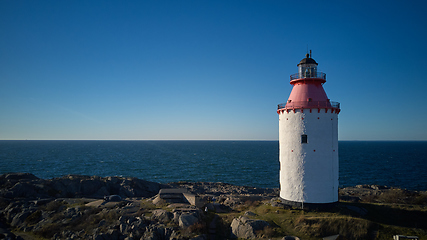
[230,216,270,239]
[223,196,241,207]
[205,202,231,213]
[151,209,173,223]
[142,224,173,240]
[244,211,257,216]
[179,213,199,228]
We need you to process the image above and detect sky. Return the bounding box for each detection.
[1,0,427,141]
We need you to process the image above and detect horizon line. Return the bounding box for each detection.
[1,139,426,142]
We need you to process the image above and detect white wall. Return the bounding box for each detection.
[279,109,339,203]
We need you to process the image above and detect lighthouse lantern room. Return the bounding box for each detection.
[277,52,340,206]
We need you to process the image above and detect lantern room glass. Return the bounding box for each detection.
[298,64,317,78]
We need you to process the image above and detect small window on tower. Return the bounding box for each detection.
[301,134,308,144]
[308,98,312,102]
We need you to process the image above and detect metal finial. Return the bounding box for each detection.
[310,50,312,58]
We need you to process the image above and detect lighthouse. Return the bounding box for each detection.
[277,52,340,207]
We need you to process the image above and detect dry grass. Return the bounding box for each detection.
[33,205,112,238]
[181,222,207,237]
[294,216,374,240]
[212,198,427,240]
[360,188,427,205]
[25,210,42,225]
[256,226,276,238]
[41,200,66,212]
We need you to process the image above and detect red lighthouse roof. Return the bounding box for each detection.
[277,53,340,113]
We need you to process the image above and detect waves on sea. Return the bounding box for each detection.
[0,141,426,191]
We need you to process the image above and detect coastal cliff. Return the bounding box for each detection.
[0,173,426,240]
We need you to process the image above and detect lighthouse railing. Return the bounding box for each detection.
[331,101,340,108]
[278,101,340,109]
[290,72,326,80]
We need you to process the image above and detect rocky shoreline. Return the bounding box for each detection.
[1,173,426,240]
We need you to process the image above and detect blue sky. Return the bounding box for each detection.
[1,0,426,140]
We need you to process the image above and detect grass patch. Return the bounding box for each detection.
[25,210,42,225]
[41,200,66,212]
[361,188,427,205]
[137,199,160,217]
[294,216,374,239]
[33,223,62,239]
[213,200,427,240]
[358,202,427,229]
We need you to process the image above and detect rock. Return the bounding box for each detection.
[205,202,231,213]
[81,179,104,196]
[93,229,120,240]
[179,213,199,228]
[223,196,241,207]
[230,216,270,239]
[151,209,173,223]
[9,182,38,198]
[0,173,169,199]
[93,234,105,240]
[105,195,122,202]
[0,225,20,240]
[3,173,39,181]
[282,236,300,240]
[107,229,120,240]
[93,186,109,197]
[142,224,172,240]
[119,184,135,197]
[98,219,107,227]
[244,211,257,216]
[120,223,128,234]
[11,210,31,227]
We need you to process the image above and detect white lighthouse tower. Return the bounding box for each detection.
[277,52,340,207]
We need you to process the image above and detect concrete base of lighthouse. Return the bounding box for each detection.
[280,197,338,210]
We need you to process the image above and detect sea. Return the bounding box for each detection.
[0,141,426,191]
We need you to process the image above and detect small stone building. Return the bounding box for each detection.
[154,188,203,208]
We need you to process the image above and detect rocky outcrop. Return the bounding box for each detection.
[0,173,166,200]
[0,173,217,240]
[0,197,205,240]
[3,173,420,240]
[0,173,326,239]
[339,184,427,204]
[151,209,173,223]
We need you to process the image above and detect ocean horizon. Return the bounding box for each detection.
[1,140,426,191]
